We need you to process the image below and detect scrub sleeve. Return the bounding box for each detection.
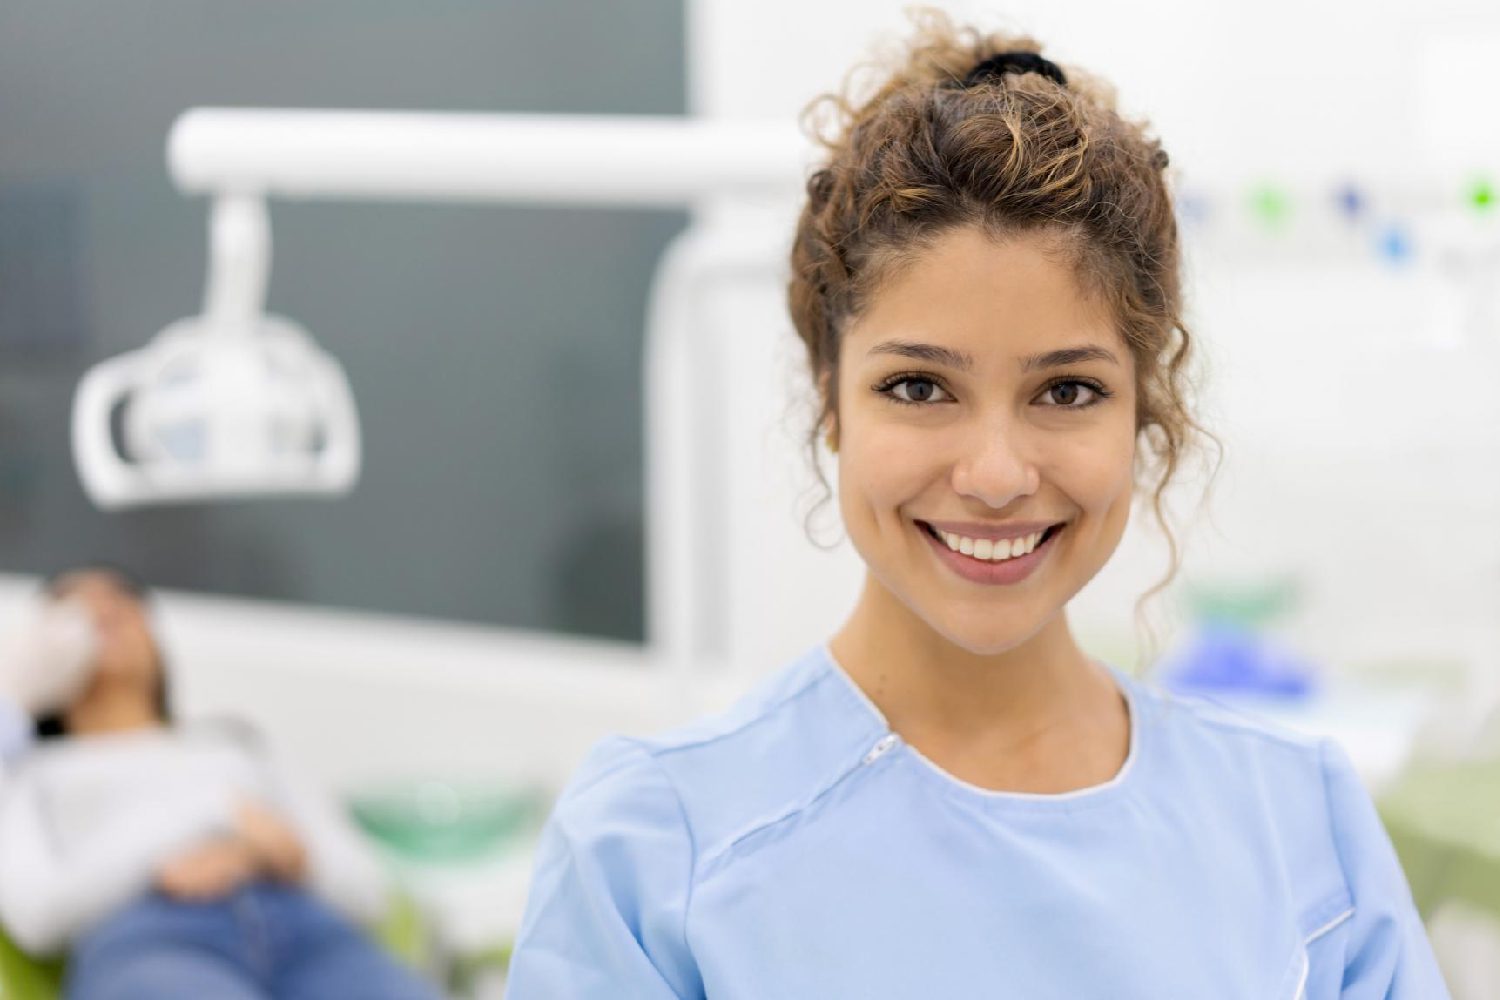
[505,738,700,1000]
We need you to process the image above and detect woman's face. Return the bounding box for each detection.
[834,225,1138,655]
[51,571,160,691]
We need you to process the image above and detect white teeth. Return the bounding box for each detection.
[931,525,1053,562]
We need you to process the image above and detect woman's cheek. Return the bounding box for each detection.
[844,420,943,504]
[1054,423,1134,492]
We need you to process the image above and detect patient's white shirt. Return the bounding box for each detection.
[0,722,388,955]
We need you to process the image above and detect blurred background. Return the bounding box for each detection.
[2,0,1499,995]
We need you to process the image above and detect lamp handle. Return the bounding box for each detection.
[71,352,149,509]
[306,347,361,492]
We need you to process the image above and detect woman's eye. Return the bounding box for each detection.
[1039,379,1104,408]
[887,378,949,404]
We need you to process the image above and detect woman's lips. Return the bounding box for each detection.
[916,519,1063,585]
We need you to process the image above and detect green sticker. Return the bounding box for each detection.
[1467,176,1495,213]
[1249,183,1292,229]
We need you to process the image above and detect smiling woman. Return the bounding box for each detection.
[503,8,1451,998]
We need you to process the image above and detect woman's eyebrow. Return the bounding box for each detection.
[867,340,974,370]
[1019,345,1121,371]
[866,340,1120,372]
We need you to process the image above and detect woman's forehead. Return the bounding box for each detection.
[861,338,1126,374]
[847,229,1118,356]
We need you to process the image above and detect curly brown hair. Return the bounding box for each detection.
[786,7,1221,662]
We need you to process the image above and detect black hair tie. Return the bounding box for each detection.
[962,51,1068,89]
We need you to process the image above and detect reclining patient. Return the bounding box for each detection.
[0,564,443,1000]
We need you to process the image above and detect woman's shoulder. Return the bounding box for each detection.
[1128,671,1326,749]
[1125,671,1354,804]
[1125,672,1337,777]
[552,645,887,864]
[1125,673,1363,920]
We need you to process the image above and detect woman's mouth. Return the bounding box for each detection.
[914,520,1066,585]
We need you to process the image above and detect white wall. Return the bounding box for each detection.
[688,0,1500,175]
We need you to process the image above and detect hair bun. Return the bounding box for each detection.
[962,50,1068,88]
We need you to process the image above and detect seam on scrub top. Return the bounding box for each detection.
[634,742,703,973]
[649,653,835,759]
[1289,906,1354,1000]
[1167,691,1325,756]
[1299,886,1355,943]
[556,826,693,1000]
[1290,947,1310,1000]
[561,740,700,993]
[1315,738,1358,927]
[1306,905,1355,945]
[558,735,675,799]
[694,740,892,881]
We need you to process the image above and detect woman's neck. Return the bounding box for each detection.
[828,572,1127,792]
[832,574,1095,731]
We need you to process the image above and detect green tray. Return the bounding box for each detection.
[349,781,547,864]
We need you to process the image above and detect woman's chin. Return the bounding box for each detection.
[918,602,1062,656]
[923,614,1040,658]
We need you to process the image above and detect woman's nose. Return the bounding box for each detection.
[949,422,1040,509]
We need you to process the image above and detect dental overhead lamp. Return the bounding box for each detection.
[73,191,359,508]
[71,109,805,510]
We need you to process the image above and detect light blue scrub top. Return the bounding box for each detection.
[506,645,1450,999]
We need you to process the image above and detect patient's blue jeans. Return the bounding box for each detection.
[65,881,441,1000]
